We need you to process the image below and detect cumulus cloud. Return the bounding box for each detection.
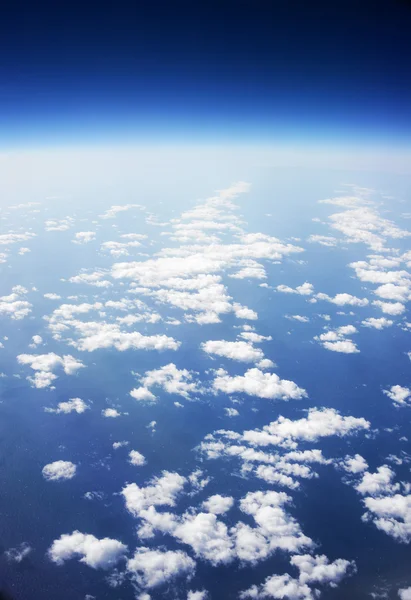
[201,339,264,363]
[17,352,85,388]
[131,363,200,401]
[122,471,187,515]
[240,553,355,598]
[100,204,145,219]
[315,325,359,353]
[372,300,405,315]
[213,367,307,401]
[276,282,314,296]
[48,531,127,569]
[362,493,411,543]
[361,317,393,329]
[127,547,195,588]
[187,591,209,600]
[102,408,121,418]
[340,454,369,474]
[45,217,74,232]
[129,450,147,466]
[399,587,411,599]
[202,495,234,515]
[286,315,310,323]
[307,235,338,247]
[45,397,89,414]
[0,286,32,320]
[42,461,77,481]
[383,385,411,407]
[241,408,370,449]
[316,292,368,307]
[5,542,32,563]
[73,231,96,244]
[355,465,399,497]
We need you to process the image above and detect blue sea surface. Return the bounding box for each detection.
[0,159,410,599]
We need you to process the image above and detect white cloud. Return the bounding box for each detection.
[315,325,359,354]
[323,340,359,354]
[362,493,411,543]
[122,471,187,515]
[45,217,74,232]
[100,204,144,219]
[241,408,370,448]
[17,352,85,388]
[399,587,411,600]
[361,317,393,329]
[0,232,36,246]
[5,542,32,563]
[276,282,314,296]
[0,287,32,320]
[69,270,112,288]
[65,321,180,353]
[240,553,355,599]
[307,235,338,247]
[42,461,77,481]
[44,293,61,300]
[29,334,43,348]
[213,368,307,401]
[286,315,310,323]
[383,385,411,407]
[134,363,199,399]
[126,547,195,588]
[373,300,405,315]
[202,495,234,515]
[291,554,356,586]
[202,340,264,363]
[129,450,147,466]
[225,407,239,417]
[355,465,399,497]
[240,573,311,599]
[326,204,410,252]
[340,454,368,474]
[102,408,121,418]
[73,231,96,244]
[187,591,209,600]
[48,531,127,569]
[130,387,157,402]
[45,397,89,414]
[316,292,368,307]
[113,440,129,449]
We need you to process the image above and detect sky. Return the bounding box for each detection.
[2,3,411,600]
[1,0,411,147]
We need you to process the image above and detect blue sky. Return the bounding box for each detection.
[1,0,411,148]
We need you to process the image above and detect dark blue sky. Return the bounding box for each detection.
[1,0,411,147]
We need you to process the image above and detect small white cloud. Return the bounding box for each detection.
[213,368,307,401]
[129,450,147,466]
[45,398,89,414]
[48,531,127,569]
[102,408,121,418]
[276,282,314,296]
[383,385,411,406]
[113,440,129,449]
[361,317,393,329]
[202,339,264,363]
[202,495,234,515]
[42,461,77,481]
[126,547,195,588]
[5,542,32,563]
[73,231,96,244]
[373,300,405,315]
